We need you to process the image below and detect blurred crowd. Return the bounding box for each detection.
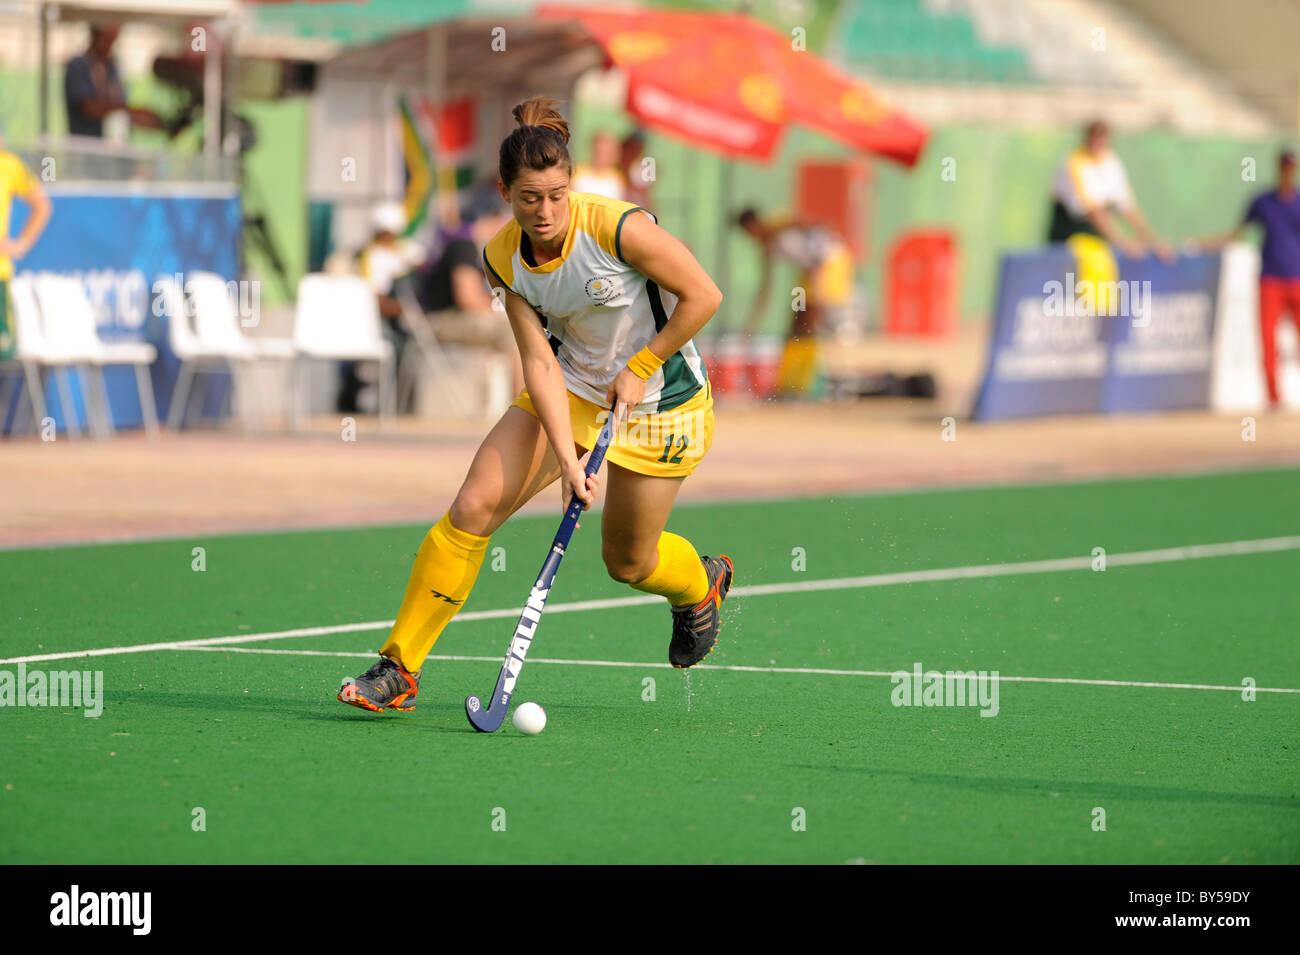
[326,128,656,416]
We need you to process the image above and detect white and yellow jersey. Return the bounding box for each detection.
[1052,147,1134,218]
[483,191,708,414]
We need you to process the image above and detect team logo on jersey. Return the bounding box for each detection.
[584,275,621,304]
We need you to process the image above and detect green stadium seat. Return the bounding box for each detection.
[837,0,1033,86]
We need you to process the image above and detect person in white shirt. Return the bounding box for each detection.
[338,202,424,413]
[1049,120,1172,261]
[570,130,627,201]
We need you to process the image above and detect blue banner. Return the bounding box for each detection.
[972,247,1221,420]
[5,186,240,432]
[1100,255,1219,413]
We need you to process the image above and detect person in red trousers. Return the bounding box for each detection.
[1196,149,1300,409]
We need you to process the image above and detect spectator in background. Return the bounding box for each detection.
[338,201,424,413]
[422,186,523,392]
[571,130,626,200]
[64,24,162,138]
[621,130,652,209]
[0,127,52,360]
[737,207,854,398]
[1049,119,1172,261]
[1193,148,1300,410]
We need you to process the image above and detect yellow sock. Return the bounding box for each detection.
[380,512,489,673]
[629,532,709,607]
[777,337,819,394]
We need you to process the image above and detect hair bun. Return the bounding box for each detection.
[511,97,570,145]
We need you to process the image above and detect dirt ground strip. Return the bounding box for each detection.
[2,402,1297,548]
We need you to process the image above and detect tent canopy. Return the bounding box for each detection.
[539,4,928,166]
[39,0,241,23]
[246,0,470,51]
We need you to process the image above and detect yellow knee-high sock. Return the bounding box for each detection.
[629,532,709,607]
[777,337,819,394]
[380,512,489,673]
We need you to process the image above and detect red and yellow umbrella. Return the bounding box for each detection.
[539,4,927,166]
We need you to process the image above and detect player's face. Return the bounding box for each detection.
[506,166,571,246]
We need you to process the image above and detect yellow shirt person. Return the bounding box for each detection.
[0,145,53,358]
[1,151,50,280]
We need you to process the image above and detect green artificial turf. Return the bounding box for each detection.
[1,467,1297,863]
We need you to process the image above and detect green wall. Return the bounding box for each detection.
[574,97,1294,335]
[0,62,184,146]
[4,54,1292,327]
[239,98,309,305]
[1,62,308,305]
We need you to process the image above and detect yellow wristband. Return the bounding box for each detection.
[626,346,665,381]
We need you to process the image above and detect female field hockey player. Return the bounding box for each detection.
[339,98,733,712]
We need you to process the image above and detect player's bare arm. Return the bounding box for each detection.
[1122,204,1175,261]
[1085,205,1142,257]
[604,210,723,412]
[1,181,51,260]
[502,285,596,514]
[451,263,496,311]
[1189,223,1247,252]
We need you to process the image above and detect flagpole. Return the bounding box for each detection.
[426,23,457,230]
[713,0,755,353]
[712,151,735,353]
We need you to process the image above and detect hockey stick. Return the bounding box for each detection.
[465,403,618,732]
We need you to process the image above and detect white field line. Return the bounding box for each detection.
[172,645,1300,695]
[2,534,1299,668]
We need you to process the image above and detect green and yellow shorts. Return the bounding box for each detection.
[512,381,714,478]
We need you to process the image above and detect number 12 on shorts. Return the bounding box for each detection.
[657,433,689,464]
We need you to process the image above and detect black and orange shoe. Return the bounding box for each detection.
[337,656,420,712]
[669,555,734,668]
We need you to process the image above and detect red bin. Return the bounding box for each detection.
[702,336,748,395]
[885,229,958,338]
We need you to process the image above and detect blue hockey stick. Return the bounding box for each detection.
[465,404,618,732]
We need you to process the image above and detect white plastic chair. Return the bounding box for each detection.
[3,276,60,436]
[33,274,159,441]
[180,272,292,432]
[195,272,295,363]
[5,274,105,438]
[161,274,237,431]
[292,273,395,430]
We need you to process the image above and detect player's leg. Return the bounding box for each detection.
[777,275,822,397]
[601,463,733,668]
[1285,278,1300,406]
[599,464,690,588]
[1259,277,1283,408]
[340,406,565,711]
